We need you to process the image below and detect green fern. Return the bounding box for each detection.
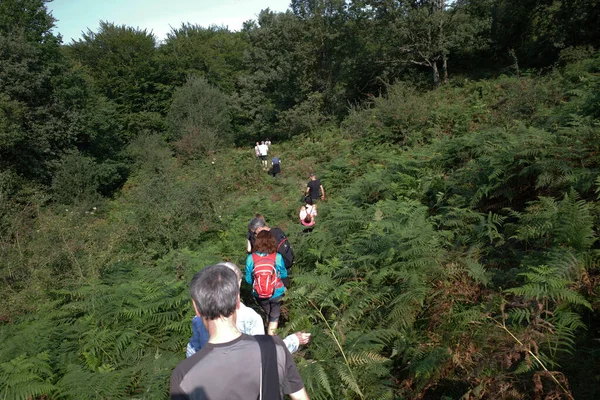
[0,352,55,400]
[507,265,592,309]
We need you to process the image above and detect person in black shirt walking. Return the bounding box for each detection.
[305,173,325,201]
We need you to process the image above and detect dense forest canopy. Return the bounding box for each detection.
[1,0,599,398]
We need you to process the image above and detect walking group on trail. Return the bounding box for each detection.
[255,139,273,171]
[170,165,327,399]
[254,139,282,177]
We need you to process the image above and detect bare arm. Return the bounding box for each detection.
[320,185,325,199]
[247,239,252,253]
[289,388,310,400]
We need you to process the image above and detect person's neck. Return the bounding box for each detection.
[206,315,242,344]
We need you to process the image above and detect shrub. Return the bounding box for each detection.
[167,76,233,158]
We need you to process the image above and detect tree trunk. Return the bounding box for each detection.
[442,53,448,84]
[432,60,440,87]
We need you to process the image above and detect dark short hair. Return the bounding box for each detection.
[248,217,266,233]
[254,230,277,254]
[190,264,239,320]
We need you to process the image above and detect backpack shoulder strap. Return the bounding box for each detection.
[255,335,281,400]
[276,237,288,252]
[253,252,277,265]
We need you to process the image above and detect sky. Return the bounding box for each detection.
[48,0,292,43]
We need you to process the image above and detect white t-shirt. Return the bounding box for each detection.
[238,303,300,353]
[237,303,265,335]
[299,205,317,219]
[258,144,269,156]
[185,303,300,356]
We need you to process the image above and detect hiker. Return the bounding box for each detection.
[254,141,260,160]
[299,196,317,232]
[186,261,311,357]
[247,213,265,253]
[271,156,281,178]
[305,172,325,201]
[246,231,287,335]
[265,138,272,147]
[247,217,294,287]
[171,264,309,400]
[258,141,269,169]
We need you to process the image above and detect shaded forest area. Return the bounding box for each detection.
[1,0,600,398]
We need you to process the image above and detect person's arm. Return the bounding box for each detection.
[305,185,310,196]
[282,332,311,354]
[276,253,287,278]
[186,316,209,358]
[245,254,254,284]
[320,185,325,199]
[282,334,299,354]
[170,369,190,400]
[247,239,252,253]
[289,388,310,400]
[276,335,308,399]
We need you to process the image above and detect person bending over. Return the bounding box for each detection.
[299,196,317,231]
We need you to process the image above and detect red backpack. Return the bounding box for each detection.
[251,253,282,298]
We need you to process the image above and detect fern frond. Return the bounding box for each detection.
[334,362,364,398]
[0,353,55,400]
[347,351,389,366]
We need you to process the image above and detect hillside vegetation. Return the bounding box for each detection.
[1,1,599,399]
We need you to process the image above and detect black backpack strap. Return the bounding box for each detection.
[255,335,281,400]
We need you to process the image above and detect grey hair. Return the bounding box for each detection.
[216,261,242,284]
[248,217,266,233]
[190,264,239,320]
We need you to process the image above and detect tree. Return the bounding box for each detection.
[367,0,491,86]
[0,0,89,181]
[234,9,307,139]
[167,76,232,159]
[159,24,249,94]
[66,22,167,136]
[491,0,600,67]
[237,3,367,139]
[290,0,363,117]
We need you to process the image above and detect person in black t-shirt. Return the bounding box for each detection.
[305,173,325,201]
